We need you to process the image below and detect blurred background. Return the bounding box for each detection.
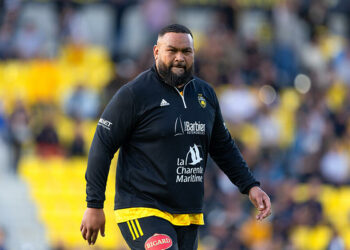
[0,0,350,249]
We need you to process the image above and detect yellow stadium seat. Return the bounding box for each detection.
[19,155,122,249]
[291,225,331,250]
[342,228,350,248]
[293,184,310,203]
[2,44,112,113]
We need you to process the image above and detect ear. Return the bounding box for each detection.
[153,44,159,61]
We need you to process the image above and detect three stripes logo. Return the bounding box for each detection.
[126,219,144,240]
[160,99,170,107]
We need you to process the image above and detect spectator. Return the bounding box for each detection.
[14,20,44,59]
[0,21,14,59]
[334,43,350,85]
[328,226,345,250]
[36,119,61,157]
[7,100,31,173]
[320,141,349,185]
[63,84,99,120]
[68,120,85,157]
[0,101,6,136]
[101,60,136,107]
[0,227,6,250]
[141,0,175,42]
[59,4,89,45]
[219,84,259,124]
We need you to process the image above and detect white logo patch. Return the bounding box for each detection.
[186,144,203,165]
[174,116,206,136]
[98,118,113,130]
[176,144,204,183]
[160,99,170,107]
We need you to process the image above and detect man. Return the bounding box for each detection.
[80,24,271,249]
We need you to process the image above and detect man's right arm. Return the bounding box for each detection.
[81,85,136,245]
[85,85,136,208]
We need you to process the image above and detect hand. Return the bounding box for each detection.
[80,208,106,245]
[248,186,271,221]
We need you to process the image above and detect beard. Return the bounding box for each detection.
[157,59,194,87]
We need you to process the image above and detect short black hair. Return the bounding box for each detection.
[158,24,193,38]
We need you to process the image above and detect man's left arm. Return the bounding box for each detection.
[208,92,271,220]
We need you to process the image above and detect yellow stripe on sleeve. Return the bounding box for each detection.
[126,221,136,240]
[135,219,144,236]
[130,220,139,238]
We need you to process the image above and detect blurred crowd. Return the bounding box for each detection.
[1,0,350,249]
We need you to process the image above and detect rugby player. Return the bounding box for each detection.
[80,24,271,249]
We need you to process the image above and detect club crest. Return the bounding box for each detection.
[198,94,206,108]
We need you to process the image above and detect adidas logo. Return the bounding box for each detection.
[160,99,170,107]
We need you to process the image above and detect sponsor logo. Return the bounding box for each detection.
[144,234,173,250]
[160,99,170,107]
[186,144,203,165]
[174,116,205,136]
[176,144,204,183]
[98,118,112,130]
[198,94,206,108]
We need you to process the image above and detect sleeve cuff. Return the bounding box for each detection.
[241,181,260,195]
[87,201,104,209]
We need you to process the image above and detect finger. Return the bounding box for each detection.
[261,209,272,220]
[86,229,93,245]
[257,196,271,220]
[260,208,270,220]
[256,210,264,221]
[262,206,272,219]
[100,222,105,237]
[91,230,98,245]
[263,194,271,209]
[261,196,272,218]
[80,223,84,232]
[81,227,87,240]
[256,195,265,211]
[265,210,272,219]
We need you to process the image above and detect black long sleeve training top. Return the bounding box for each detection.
[85,65,260,213]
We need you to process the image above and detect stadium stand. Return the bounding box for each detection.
[1,0,350,249]
[19,156,128,249]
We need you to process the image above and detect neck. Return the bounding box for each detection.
[176,84,185,89]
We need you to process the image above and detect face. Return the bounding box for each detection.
[154,32,194,87]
